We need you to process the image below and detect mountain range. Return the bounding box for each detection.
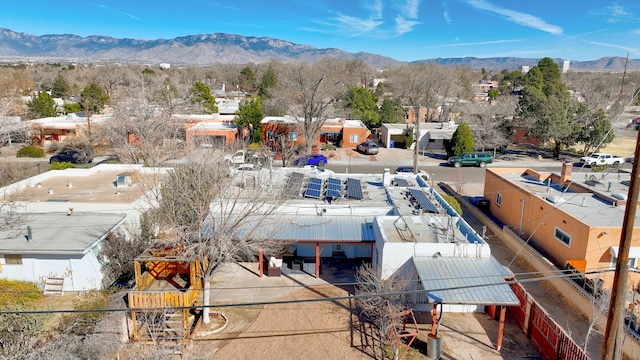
[0,28,638,72]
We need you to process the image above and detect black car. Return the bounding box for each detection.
[395,166,415,174]
[49,148,93,164]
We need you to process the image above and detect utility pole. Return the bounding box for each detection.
[601,128,640,359]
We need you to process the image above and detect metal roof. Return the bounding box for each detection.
[413,256,520,306]
[0,212,126,256]
[208,214,377,243]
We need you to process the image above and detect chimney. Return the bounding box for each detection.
[382,168,391,186]
[560,162,573,183]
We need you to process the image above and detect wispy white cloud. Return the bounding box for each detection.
[332,13,384,35]
[606,4,633,23]
[423,39,523,49]
[97,4,140,20]
[400,0,420,19]
[395,16,420,35]
[363,0,383,19]
[466,0,562,35]
[442,1,452,25]
[587,40,639,55]
[324,0,421,39]
[632,28,640,35]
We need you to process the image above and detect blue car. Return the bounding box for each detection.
[294,154,328,167]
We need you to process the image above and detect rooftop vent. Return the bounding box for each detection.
[612,193,627,201]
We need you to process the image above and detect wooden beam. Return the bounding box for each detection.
[258,244,263,277]
[431,303,437,335]
[315,242,320,278]
[497,306,507,351]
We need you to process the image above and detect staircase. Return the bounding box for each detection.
[43,277,64,295]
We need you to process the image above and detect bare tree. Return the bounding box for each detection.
[463,95,517,153]
[354,264,410,359]
[97,74,188,166]
[276,59,346,154]
[386,64,462,172]
[150,149,287,324]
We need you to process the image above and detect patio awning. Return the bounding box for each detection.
[413,256,519,306]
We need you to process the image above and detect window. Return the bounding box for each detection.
[267,130,274,141]
[610,256,636,269]
[554,227,571,246]
[288,131,298,142]
[350,134,359,143]
[4,254,22,264]
[496,192,502,206]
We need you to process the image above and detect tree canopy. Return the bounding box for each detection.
[51,74,71,98]
[342,86,380,128]
[190,81,218,114]
[80,83,109,114]
[234,96,264,144]
[378,98,405,124]
[27,91,57,119]
[517,57,580,159]
[449,122,474,156]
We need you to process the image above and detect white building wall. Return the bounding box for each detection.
[0,253,104,291]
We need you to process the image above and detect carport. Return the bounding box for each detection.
[412,256,520,351]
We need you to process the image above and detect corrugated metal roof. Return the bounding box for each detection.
[413,256,519,306]
[214,214,377,243]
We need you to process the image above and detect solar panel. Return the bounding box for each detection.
[328,183,341,191]
[346,178,363,199]
[408,188,439,213]
[309,177,323,185]
[304,188,322,199]
[394,178,410,187]
[308,182,322,191]
[327,188,342,199]
[284,172,305,197]
[328,178,342,186]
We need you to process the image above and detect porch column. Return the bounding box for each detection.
[431,303,438,335]
[497,306,507,350]
[258,244,263,278]
[315,242,320,278]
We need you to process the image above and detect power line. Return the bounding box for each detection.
[0,268,615,316]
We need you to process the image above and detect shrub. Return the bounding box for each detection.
[47,162,76,171]
[46,142,64,154]
[0,279,41,307]
[440,194,463,215]
[16,145,45,158]
[322,144,336,151]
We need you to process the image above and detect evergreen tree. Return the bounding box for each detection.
[190,81,218,114]
[342,86,380,128]
[80,83,109,113]
[238,66,257,93]
[517,57,579,159]
[404,126,414,149]
[26,91,57,119]
[51,74,70,98]
[379,98,405,123]
[258,65,277,99]
[234,96,264,144]
[449,122,474,156]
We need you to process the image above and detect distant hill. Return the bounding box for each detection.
[0,28,638,72]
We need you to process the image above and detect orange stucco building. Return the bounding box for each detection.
[261,116,371,150]
[483,164,640,290]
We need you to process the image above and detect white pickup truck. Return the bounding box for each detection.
[224,149,269,166]
[579,152,625,167]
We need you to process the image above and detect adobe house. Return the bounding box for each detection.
[261,116,371,150]
[483,164,640,290]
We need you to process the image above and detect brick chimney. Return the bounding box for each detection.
[560,162,573,183]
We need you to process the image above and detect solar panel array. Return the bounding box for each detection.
[284,172,305,197]
[346,178,363,200]
[394,178,410,187]
[408,188,439,213]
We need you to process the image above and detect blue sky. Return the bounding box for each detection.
[2,1,639,61]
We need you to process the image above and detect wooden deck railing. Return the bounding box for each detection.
[128,287,201,310]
